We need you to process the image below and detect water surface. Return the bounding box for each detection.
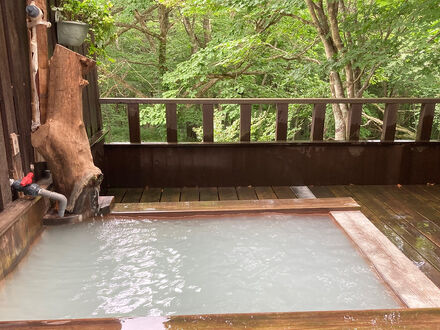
[0,214,399,320]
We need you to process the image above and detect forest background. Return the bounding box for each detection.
[97,0,440,142]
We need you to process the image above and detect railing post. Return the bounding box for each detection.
[276,103,288,141]
[127,103,140,143]
[311,103,326,141]
[202,104,214,142]
[416,103,436,142]
[240,104,251,142]
[381,103,398,142]
[347,103,363,141]
[166,103,177,143]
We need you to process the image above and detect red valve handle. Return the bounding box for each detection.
[20,172,34,186]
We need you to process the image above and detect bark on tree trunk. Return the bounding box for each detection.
[158,3,170,87]
[31,45,102,214]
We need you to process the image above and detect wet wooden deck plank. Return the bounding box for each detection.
[255,186,277,200]
[370,186,440,248]
[4,308,440,329]
[331,210,440,308]
[199,187,219,201]
[180,187,200,202]
[400,186,440,225]
[271,186,296,199]
[106,188,126,203]
[140,187,162,203]
[112,197,360,216]
[291,186,316,199]
[344,185,440,279]
[121,188,144,203]
[324,185,440,287]
[160,188,181,202]
[307,185,335,198]
[218,187,238,200]
[236,186,258,200]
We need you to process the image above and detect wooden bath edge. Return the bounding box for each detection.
[110,197,360,217]
[330,210,440,309]
[1,308,440,329]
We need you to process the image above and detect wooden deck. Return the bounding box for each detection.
[309,184,440,289]
[108,184,440,290]
[106,186,298,203]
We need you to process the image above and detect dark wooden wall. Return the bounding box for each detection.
[0,0,104,211]
[0,0,33,211]
[103,142,440,188]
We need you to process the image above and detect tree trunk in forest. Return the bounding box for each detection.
[306,0,349,140]
[158,3,170,90]
[31,45,102,214]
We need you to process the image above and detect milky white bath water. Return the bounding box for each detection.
[0,214,399,320]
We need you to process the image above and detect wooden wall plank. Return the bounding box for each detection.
[240,104,251,142]
[310,103,326,141]
[103,142,440,187]
[381,103,398,142]
[347,103,363,141]
[202,104,214,142]
[2,0,33,172]
[34,0,49,124]
[416,103,436,142]
[0,111,11,210]
[0,2,22,176]
[275,103,288,141]
[127,104,141,143]
[166,103,177,143]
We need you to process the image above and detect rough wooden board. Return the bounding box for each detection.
[140,187,162,203]
[112,197,359,215]
[291,186,316,199]
[160,188,181,202]
[5,308,440,329]
[121,188,143,203]
[199,187,218,201]
[106,188,126,203]
[255,186,277,200]
[236,186,257,200]
[218,187,238,200]
[180,187,199,201]
[331,210,440,308]
[272,186,296,199]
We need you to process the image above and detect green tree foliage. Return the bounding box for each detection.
[99,0,440,142]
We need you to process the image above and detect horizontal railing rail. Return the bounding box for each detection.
[99,98,440,144]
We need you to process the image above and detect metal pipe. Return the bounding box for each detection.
[38,188,67,218]
[10,177,67,218]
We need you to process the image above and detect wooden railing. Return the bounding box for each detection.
[99,98,440,143]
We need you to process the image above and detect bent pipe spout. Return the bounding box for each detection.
[38,189,67,218]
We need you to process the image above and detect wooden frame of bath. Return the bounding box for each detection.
[110,198,440,310]
[2,197,440,329]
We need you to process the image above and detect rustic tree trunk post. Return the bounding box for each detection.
[31,45,102,214]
